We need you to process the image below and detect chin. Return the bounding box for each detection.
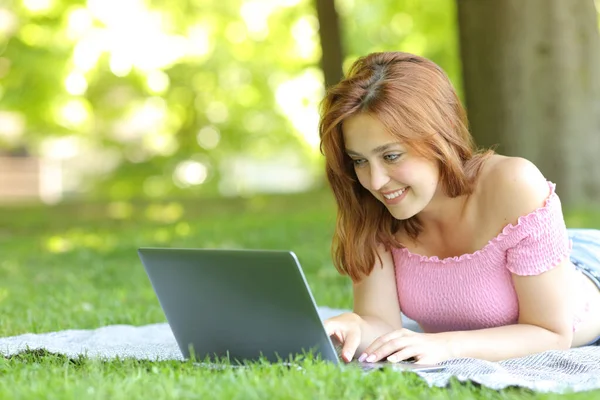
[388,208,418,221]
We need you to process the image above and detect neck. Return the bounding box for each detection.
[417,187,470,238]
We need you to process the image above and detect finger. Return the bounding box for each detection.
[361,330,403,358]
[332,330,344,344]
[325,321,349,342]
[323,320,339,337]
[340,328,361,363]
[328,329,339,342]
[365,336,417,363]
[386,345,421,363]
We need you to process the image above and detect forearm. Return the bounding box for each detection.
[443,324,572,361]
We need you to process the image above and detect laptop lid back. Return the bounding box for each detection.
[138,248,339,364]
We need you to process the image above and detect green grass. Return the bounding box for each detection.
[0,191,599,399]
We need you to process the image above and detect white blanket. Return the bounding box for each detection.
[1,307,600,394]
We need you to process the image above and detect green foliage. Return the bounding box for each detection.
[0,0,467,201]
[338,0,463,96]
[1,0,321,199]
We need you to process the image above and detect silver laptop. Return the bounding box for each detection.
[137,248,445,372]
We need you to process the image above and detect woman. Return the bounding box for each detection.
[319,51,600,365]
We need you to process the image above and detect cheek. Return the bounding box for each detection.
[392,160,438,183]
[388,165,413,182]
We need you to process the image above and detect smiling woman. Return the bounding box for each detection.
[318,51,600,365]
[319,52,493,279]
[342,114,440,222]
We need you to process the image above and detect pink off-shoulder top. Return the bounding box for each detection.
[392,182,590,333]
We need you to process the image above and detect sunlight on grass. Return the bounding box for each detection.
[107,201,133,220]
[45,230,118,254]
[175,222,191,237]
[1,260,20,276]
[153,228,172,243]
[144,202,183,223]
[0,352,547,400]
[46,235,73,253]
[0,287,9,303]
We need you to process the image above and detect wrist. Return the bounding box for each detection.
[440,331,463,359]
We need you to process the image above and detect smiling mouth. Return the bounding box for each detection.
[383,187,407,200]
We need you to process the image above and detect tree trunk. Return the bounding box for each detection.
[457,0,600,207]
[315,0,344,87]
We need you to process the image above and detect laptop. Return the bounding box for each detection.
[137,247,445,372]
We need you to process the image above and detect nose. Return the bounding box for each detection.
[369,163,390,191]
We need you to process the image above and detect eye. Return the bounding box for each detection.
[383,153,402,162]
[352,158,367,167]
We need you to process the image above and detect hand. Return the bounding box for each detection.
[323,312,364,363]
[359,329,455,365]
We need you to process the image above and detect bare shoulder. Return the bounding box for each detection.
[356,243,394,283]
[477,155,550,226]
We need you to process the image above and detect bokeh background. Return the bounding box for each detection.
[0,0,464,204]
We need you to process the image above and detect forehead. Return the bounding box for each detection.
[342,113,402,149]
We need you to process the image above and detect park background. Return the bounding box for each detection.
[0,1,600,398]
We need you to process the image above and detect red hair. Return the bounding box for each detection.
[319,52,493,282]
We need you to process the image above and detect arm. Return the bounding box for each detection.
[352,244,404,352]
[443,157,574,360]
[444,259,574,361]
[325,243,404,359]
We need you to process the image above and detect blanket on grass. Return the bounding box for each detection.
[1,307,599,394]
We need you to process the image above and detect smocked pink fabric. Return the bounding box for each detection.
[392,182,590,333]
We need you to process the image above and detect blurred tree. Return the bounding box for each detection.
[0,0,461,201]
[314,0,461,93]
[458,0,600,207]
[0,0,319,199]
[314,0,344,87]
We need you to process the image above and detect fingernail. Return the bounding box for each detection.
[366,354,376,363]
[358,353,367,362]
[387,355,397,363]
[343,352,352,361]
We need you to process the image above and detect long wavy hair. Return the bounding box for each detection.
[319,52,493,282]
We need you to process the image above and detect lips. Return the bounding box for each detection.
[383,187,407,200]
[381,187,409,205]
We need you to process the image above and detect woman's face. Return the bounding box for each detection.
[342,113,440,220]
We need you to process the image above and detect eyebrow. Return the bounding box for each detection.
[345,142,402,157]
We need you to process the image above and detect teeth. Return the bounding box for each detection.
[383,188,406,200]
